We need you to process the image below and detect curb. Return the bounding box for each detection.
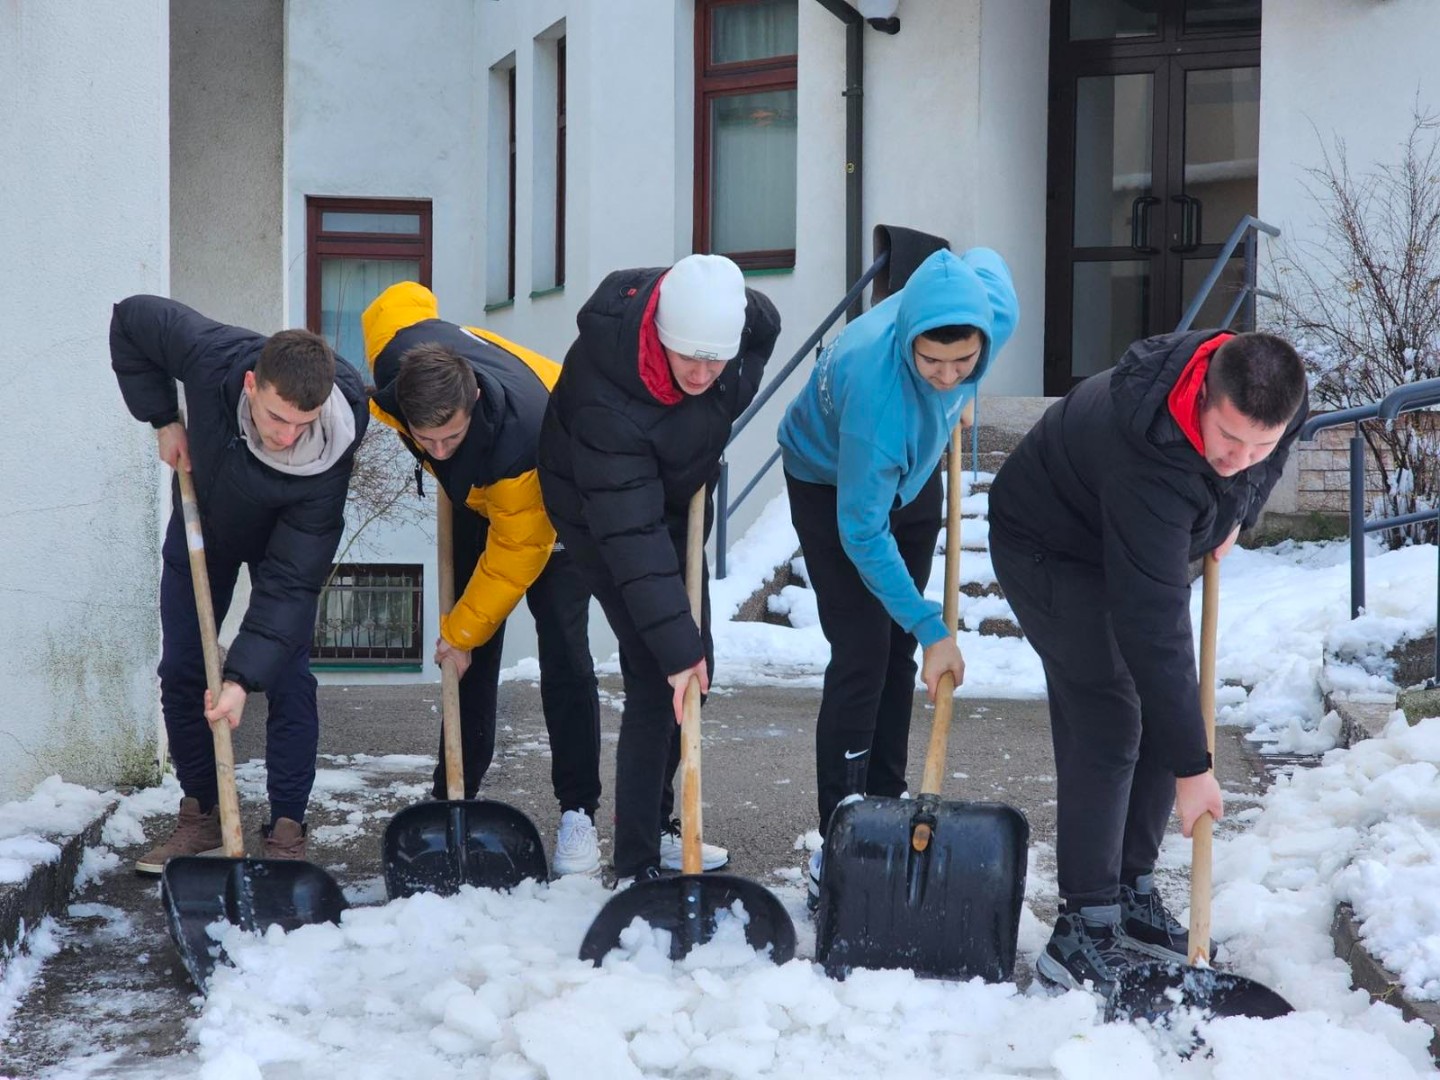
[1325,678,1440,1065]
[1332,902,1440,1067]
[0,808,112,957]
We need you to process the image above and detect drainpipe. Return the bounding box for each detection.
[814,0,865,320]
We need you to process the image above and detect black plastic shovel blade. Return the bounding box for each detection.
[160,855,349,991]
[579,872,798,965]
[815,795,1029,981]
[382,799,548,900]
[1107,960,1294,1023]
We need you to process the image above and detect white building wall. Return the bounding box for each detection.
[977,0,1050,397]
[0,4,170,800]
[284,0,481,682]
[1258,0,1440,276]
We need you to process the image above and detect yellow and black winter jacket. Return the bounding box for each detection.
[362,282,560,651]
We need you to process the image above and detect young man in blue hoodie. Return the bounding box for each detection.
[777,247,1018,903]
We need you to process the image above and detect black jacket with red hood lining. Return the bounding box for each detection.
[537,266,781,676]
[988,329,1309,775]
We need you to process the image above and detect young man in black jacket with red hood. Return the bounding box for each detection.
[987,330,1307,996]
[538,254,781,881]
[111,296,368,872]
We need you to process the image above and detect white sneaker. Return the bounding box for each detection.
[552,810,601,876]
[807,848,823,911]
[658,818,729,871]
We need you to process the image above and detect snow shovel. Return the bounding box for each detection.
[814,424,1030,982]
[381,487,548,899]
[579,487,797,965]
[161,468,348,992]
[1107,557,1293,1022]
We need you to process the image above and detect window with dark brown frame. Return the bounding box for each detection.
[305,196,432,372]
[694,0,799,270]
[556,35,567,288]
[312,564,423,665]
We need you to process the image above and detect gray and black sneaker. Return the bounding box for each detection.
[1034,904,1133,998]
[1118,873,1215,963]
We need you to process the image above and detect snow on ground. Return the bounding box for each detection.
[5,486,1440,1075]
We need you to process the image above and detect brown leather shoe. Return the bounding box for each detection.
[135,797,223,875]
[261,817,308,860]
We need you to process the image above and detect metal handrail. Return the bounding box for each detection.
[715,252,889,577]
[1175,214,1280,333]
[1301,385,1440,682]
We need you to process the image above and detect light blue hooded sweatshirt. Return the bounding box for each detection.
[777,247,1018,649]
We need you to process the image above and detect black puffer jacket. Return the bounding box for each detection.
[537,267,781,675]
[988,330,1308,774]
[110,296,368,691]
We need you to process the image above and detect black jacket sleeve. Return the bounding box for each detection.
[1100,469,1213,776]
[221,459,355,692]
[110,296,263,427]
[731,288,782,417]
[568,405,704,677]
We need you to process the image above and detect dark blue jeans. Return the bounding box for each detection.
[158,513,318,824]
[438,508,602,817]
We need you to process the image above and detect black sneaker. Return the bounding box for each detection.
[1118,874,1216,963]
[1035,905,1133,998]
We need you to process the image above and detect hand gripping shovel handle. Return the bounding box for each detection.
[679,487,707,876]
[436,488,464,801]
[176,469,245,858]
[1189,555,1220,964]
[914,423,965,850]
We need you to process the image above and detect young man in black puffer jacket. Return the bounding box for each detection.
[538,254,781,881]
[987,330,1307,997]
[111,296,368,872]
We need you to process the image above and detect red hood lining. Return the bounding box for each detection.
[1167,333,1233,455]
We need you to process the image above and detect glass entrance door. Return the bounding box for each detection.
[1045,1,1261,394]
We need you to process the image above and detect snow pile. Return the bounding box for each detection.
[1215,714,1440,1010]
[0,775,115,885]
[178,871,1434,1079]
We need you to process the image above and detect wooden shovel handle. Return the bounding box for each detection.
[436,488,464,801]
[680,487,707,876]
[917,425,964,799]
[176,469,245,858]
[913,426,964,851]
[1189,555,1220,964]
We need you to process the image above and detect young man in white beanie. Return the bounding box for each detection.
[538,254,782,881]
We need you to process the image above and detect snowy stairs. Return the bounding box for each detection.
[736,448,1024,640]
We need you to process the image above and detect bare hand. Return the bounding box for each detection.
[1175,771,1224,837]
[204,681,247,730]
[667,658,710,725]
[157,422,191,472]
[920,637,966,702]
[1212,524,1241,562]
[435,639,472,679]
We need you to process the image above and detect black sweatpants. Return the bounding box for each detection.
[565,518,713,877]
[158,513,318,825]
[988,524,1176,907]
[437,508,602,817]
[785,466,943,837]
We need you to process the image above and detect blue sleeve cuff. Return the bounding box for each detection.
[914,611,950,649]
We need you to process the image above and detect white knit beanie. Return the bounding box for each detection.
[655,254,747,361]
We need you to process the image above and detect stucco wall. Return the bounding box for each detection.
[171,0,284,332]
[0,4,170,800]
[1258,0,1440,514]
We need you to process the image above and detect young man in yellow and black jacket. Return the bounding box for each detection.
[362,282,603,876]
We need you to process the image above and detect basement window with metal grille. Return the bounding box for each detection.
[312,564,423,668]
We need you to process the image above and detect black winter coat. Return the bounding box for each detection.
[988,330,1308,774]
[110,296,369,692]
[537,267,781,675]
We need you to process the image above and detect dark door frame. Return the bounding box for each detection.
[1044,2,1261,395]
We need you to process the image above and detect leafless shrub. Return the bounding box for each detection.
[1268,107,1440,545]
